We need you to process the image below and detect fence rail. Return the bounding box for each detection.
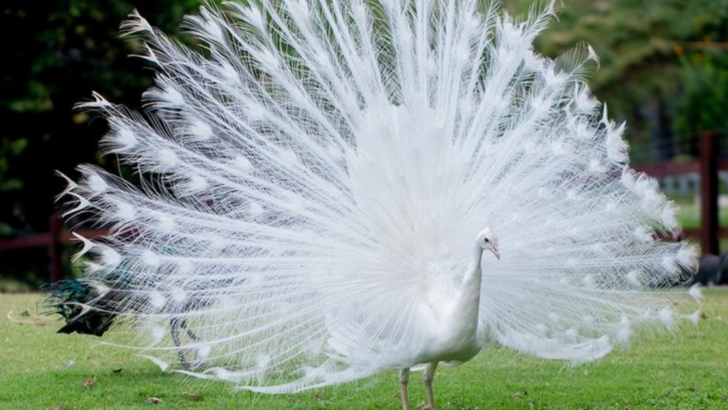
[0,214,109,282]
[633,132,722,255]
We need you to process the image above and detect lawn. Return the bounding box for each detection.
[673,199,728,230]
[1,291,727,410]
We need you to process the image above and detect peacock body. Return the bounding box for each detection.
[56,0,699,407]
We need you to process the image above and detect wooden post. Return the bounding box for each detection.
[700,132,719,255]
[49,213,64,282]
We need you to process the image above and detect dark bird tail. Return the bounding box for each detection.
[41,279,117,336]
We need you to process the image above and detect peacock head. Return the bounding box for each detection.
[477,227,500,260]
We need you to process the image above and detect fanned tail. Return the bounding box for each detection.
[58,0,699,393]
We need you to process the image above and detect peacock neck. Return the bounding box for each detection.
[452,245,485,324]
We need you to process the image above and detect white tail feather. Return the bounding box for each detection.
[63,0,697,393]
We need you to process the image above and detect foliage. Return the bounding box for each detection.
[671,51,728,139]
[510,0,728,156]
[1,291,727,409]
[0,0,203,237]
[0,0,207,284]
[0,138,27,235]
[517,0,728,113]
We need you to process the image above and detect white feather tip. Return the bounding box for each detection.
[120,9,154,37]
[137,355,170,372]
[688,284,703,302]
[75,92,111,112]
[55,171,78,200]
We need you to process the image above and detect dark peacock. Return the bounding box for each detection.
[43,275,217,369]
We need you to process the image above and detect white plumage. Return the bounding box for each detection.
[61,0,699,408]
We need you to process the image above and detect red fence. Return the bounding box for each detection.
[0,215,108,282]
[633,132,723,255]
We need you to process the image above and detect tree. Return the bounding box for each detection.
[511,0,728,161]
[0,0,202,236]
[0,0,203,285]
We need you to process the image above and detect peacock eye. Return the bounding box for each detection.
[484,238,490,243]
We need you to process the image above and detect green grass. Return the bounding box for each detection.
[672,198,728,252]
[1,292,727,410]
[675,201,701,230]
[672,199,728,230]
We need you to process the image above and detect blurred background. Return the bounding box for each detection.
[1,0,727,291]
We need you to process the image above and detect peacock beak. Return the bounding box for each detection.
[491,248,500,260]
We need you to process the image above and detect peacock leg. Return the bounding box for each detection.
[180,318,199,341]
[169,317,189,370]
[399,368,410,410]
[180,317,202,368]
[423,362,439,410]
